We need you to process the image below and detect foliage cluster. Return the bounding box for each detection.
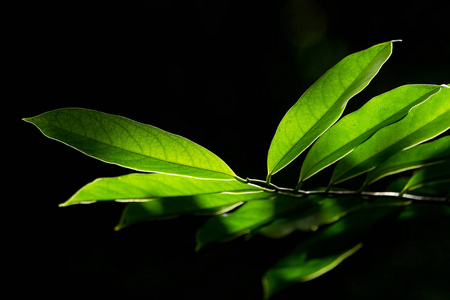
[25,41,449,298]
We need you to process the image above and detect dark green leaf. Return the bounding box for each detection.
[24,108,237,179]
[257,196,365,238]
[196,194,321,250]
[262,206,402,299]
[300,85,440,183]
[115,191,272,230]
[267,41,394,181]
[398,203,450,221]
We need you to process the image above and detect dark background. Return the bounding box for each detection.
[14,0,449,299]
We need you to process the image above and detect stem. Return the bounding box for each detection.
[245,179,449,204]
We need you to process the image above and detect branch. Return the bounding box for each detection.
[244,178,449,204]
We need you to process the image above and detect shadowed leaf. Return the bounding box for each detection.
[115,191,272,230]
[262,206,402,299]
[196,194,323,250]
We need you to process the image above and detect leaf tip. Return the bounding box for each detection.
[194,234,204,252]
[22,117,35,124]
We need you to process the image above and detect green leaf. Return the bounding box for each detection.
[258,196,411,238]
[398,203,450,221]
[263,243,363,299]
[195,194,322,250]
[330,86,450,185]
[300,84,441,183]
[266,41,394,181]
[24,108,237,179]
[257,196,366,238]
[262,206,401,299]
[400,161,450,194]
[115,191,272,230]
[365,136,450,185]
[59,173,263,207]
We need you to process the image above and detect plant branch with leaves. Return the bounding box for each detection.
[24,41,450,299]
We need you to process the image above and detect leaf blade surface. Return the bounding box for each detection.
[262,206,401,299]
[24,108,236,179]
[300,85,441,182]
[365,136,450,185]
[267,41,394,180]
[196,194,323,250]
[60,173,262,206]
[330,86,450,185]
[401,161,450,193]
[115,191,272,230]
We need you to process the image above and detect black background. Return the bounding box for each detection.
[14,0,449,299]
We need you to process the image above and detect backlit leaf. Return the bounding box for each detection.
[24,108,237,179]
[400,161,450,194]
[300,85,441,183]
[115,191,272,230]
[59,173,263,207]
[365,136,450,185]
[330,86,450,185]
[267,41,394,181]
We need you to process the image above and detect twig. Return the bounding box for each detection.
[244,178,449,204]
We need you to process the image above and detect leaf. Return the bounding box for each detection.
[115,191,272,230]
[398,203,450,221]
[24,108,237,179]
[262,206,401,299]
[59,173,263,207]
[400,161,450,194]
[263,243,363,299]
[195,194,323,250]
[258,195,411,238]
[330,86,450,185]
[266,41,394,181]
[257,196,366,238]
[299,84,441,183]
[365,136,450,185]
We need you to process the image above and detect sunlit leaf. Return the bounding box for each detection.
[400,161,450,194]
[115,191,272,230]
[365,136,450,185]
[24,108,237,179]
[59,173,263,207]
[262,206,401,299]
[300,85,441,183]
[196,194,323,250]
[267,41,394,181]
[330,86,450,185]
